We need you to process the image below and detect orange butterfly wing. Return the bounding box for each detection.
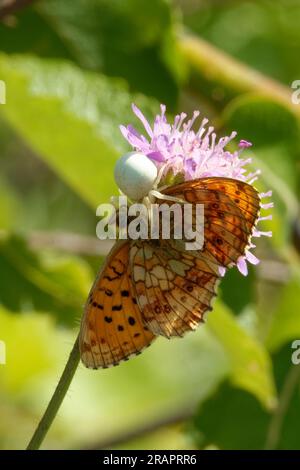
[130,177,260,338]
[163,177,260,268]
[79,241,155,369]
[80,177,261,364]
[130,239,220,338]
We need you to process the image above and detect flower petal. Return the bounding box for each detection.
[237,256,248,276]
[132,104,153,138]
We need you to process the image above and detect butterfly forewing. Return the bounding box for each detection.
[162,177,260,268]
[80,241,155,369]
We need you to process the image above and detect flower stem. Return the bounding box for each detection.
[26,334,80,450]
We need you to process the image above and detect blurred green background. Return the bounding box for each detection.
[0,0,300,450]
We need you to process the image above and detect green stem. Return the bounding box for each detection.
[26,334,80,450]
[265,365,300,450]
[178,34,299,118]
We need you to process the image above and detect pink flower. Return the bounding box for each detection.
[120,104,273,276]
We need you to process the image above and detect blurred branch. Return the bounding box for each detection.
[0,0,37,20]
[252,155,299,221]
[175,0,259,15]
[258,260,291,284]
[265,365,300,450]
[3,229,292,283]
[28,230,113,257]
[27,334,80,450]
[0,229,113,257]
[179,33,299,118]
[83,405,195,450]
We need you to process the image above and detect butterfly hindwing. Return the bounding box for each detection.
[130,239,220,338]
[130,177,260,338]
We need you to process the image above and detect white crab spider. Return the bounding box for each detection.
[113,152,185,228]
[114,152,158,201]
[114,152,184,202]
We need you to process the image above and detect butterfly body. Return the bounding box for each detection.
[80,177,260,369]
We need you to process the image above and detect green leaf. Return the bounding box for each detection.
[37,0,179,106]
[0,0,179,107]
[0,8,72,59]
[266,274,300,353]
[0,176,21,230]
[224,93,299,146]
[224,94,299,247]
[0,306,67,392]
[192,343,300,450]
[219,265,255,314]
[39,0,173,64]
[0,53,158,208]
[192,381,270,450]
[183,0,300,85]
[0,309,229,448]
[0,234,93,325]
[223,95,300,190]
[268,344,300,450]
[207,301,277,409]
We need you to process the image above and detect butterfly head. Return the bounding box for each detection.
[114,152,158,201]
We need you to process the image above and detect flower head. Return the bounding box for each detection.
[120,104,273,276]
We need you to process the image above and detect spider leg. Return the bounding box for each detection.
[153,164,168,190]
[148,189,185,204]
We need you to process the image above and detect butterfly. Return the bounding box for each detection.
[79,177,260,368]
